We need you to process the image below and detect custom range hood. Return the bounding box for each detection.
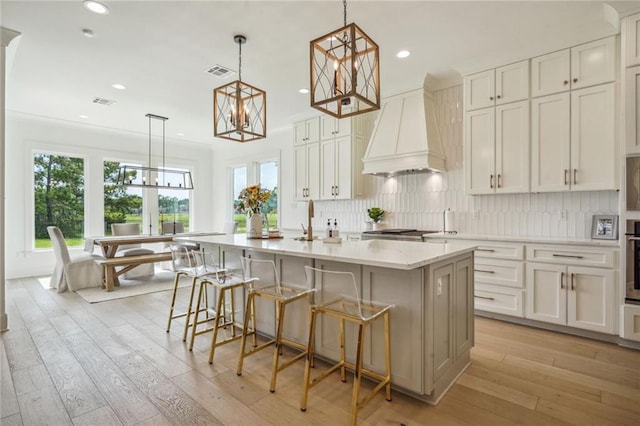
[362,86,446,175]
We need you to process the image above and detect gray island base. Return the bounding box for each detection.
[176,234,476,404]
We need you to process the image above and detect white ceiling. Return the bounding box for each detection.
[2,1,638,148]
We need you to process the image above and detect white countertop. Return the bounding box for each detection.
[422,232,621,247]
[176,234,477,270]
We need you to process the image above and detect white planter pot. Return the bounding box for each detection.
[372,222,384,231]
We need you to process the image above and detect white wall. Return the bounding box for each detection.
[5,112,215,278]
[308,85,620,237]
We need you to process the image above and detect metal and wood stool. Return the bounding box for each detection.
[185,250,246,362]
[236,256,315,393]
[167,245,220,342]
[300,266,394,426]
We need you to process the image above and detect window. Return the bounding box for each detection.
[158,186,190,233]
[104,160,143,235]
[34,153,85,248]
[232,166,248,232]
[258,161,278,230]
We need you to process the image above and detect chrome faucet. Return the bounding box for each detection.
[306,199,314,241]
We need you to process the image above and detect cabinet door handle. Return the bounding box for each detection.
[490,174,494,189]
[475,269,495,274]
[564,169,568,185]
[573,78,578,83]
[560,271,564,289]
[570,273,575,290]
[474,295,495,301]
[334,186,338,196]
[497,174,502,188]
[489,96,494,101]
[573,169,577,185]
[552,253,584,259]
[476,248,495,252]
[496,95,501,99]
[563,80,569,85]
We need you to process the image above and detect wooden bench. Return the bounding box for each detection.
[98,252,173,292]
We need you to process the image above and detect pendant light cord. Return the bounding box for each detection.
[238,40,242,82]
[343,0,347,26]
[148,115,152,170]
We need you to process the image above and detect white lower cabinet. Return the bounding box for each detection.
[526,262,615,334]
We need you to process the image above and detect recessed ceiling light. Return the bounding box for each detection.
[396,50,411,59]
[79,115,89,119]
[299,88,309,94]
[81,29,95,38]
[111,83,126,90]
[177,133,184,136]
[83,0,110,15]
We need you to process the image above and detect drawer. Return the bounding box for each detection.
[473,242,525,260]
[474,284,525,317]
[475,258,524,288]
[526,245,616,268]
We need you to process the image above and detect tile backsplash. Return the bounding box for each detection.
[313,85,619,238]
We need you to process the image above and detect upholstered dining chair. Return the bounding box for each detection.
[111,223,155,279]
[47,226,103,293]
[223,221,238,235]
[162,221,185,235]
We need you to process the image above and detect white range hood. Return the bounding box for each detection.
[362,87,446,175]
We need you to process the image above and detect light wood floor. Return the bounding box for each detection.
[1,276,639,425]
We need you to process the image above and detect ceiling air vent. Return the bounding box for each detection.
[92,97,116,106]
[206,64,235,79]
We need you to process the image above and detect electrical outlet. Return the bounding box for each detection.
[559,210,567,220]
[472,210,480,220]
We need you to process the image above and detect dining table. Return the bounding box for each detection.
[88,232,224,291]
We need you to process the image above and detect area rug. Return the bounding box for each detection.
[72,271,187,303]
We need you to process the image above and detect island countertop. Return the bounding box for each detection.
[175,234,477,270]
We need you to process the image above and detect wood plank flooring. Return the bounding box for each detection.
[1,276,639,425]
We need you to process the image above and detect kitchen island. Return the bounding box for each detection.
[176,234,476,404]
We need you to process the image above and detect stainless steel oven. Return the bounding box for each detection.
[625,220,640,303]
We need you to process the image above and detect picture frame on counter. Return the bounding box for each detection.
[591,214,619,240]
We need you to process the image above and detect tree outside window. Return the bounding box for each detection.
[103,161,144,235]
[34,153,85,247]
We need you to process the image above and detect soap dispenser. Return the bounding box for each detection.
[326,219,332,238]
[333,219,340,238]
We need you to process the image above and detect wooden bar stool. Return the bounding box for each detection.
[300,266,394,426]
[236,256,315,393]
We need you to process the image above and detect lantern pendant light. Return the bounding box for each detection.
[213,35,266,142]
[310,0,380,118]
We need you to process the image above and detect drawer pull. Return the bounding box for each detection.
[476,248,495,252]
[474,295,495,301]
[560,271,564,289]
[475,269,495,274]
[552,254,584,259]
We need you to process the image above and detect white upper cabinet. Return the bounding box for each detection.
[626,66,640,154]
[570,37,616,90]
[293,117,320,146]
[531,93,571,192]
[464,60,529,111]
[320,116,351,140]
[531,37,616,97]
[531,83,616,192]
[464,100,529,195]
[625,12,640,66]
[293,142,320,201]
[531,49,571,97]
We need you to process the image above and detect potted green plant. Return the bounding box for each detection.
[367,207,385,230]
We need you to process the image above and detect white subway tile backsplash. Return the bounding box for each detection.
[312,85,618,238]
